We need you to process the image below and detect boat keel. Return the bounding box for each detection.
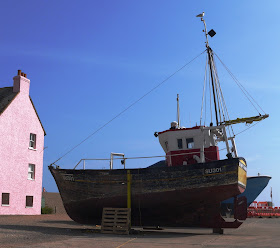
[201,196,247,229]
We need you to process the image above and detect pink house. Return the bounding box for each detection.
[0,70,45,215]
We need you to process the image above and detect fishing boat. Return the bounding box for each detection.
[49,13,268,229]
[221,175,271,215]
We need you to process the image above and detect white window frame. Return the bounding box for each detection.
[28,164,35,180]
[29,133,36,149]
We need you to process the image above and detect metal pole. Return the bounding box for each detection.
[229,137,238,158]
[200,143,205,163]
[127,170,131,209]
[201,18,209,47]
[222,125,231,155]
[110,153,113,169]
[83,160,85,170]
[207,48,219,126]
[271,187,273,207]
[177,94,180,128]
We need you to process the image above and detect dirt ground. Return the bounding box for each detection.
[0,214,86,248]
[1,214,280,248]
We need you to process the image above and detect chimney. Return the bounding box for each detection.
[13,69,30,95]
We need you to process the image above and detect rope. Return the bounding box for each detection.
[51,50,207,165]
[211,55,235,137]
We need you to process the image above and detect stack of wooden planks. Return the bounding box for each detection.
[101,208,131,235]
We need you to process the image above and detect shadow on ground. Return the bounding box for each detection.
[40,220,83,226]
[0,223,213,239]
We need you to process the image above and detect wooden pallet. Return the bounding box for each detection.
[101,208,131,235]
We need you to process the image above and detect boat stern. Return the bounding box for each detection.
[238,158,247,193]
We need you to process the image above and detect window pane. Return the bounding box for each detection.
[177,139,183,149]
[28,172,32,179]
[2,193,10,205]
[28,164,35,179]
[29,164,34,172]
[186,138,194,149]
[29,133,36,148]
[26,196,33,207]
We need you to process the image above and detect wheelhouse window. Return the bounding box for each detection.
[186,138,194,149]
[26,196,33,207]
[177,139,183,149]
[29,133,36,149]
[28,164,35,180]
[1,193,10,206]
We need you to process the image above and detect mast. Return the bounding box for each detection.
[207,49,219,126]
[198,13,219,126]
[196,12,269,159]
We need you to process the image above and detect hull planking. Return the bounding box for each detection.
[49,157,247,228]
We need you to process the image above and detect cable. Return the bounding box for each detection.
[235,121,261,136]
[208,67,213,124]
[51,50,207,165]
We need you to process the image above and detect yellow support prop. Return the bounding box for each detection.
[127,170,131,209]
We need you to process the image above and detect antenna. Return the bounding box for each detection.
[196,12,216,48]
[177,94,180,128]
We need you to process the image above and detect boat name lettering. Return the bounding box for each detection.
[205,167,222,174]
[63,174,75,181]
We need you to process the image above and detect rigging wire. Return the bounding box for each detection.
[211,55,235,137]
[51,50,207,165]
[208,65,213,124]
[235,121,261,136]
[214,52,266,114]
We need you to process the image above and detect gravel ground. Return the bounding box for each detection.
[1,215,280,247]
[0,214,96,248]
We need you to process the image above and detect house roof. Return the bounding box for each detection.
[0,87,18,115]
[0,86,46,136]
[29,97,47,136]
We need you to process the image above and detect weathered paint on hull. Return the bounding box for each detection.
[49,157,247,228]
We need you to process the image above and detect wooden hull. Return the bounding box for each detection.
[49,157,247,228]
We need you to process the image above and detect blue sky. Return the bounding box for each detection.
[0,1,279,205]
